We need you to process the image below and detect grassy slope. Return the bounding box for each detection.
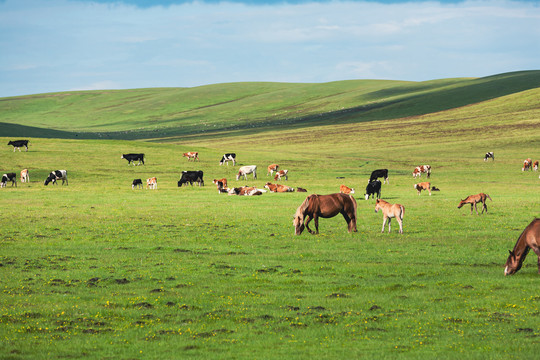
[1,71,540,359]
[1,70,539,140]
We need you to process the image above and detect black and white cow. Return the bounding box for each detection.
[364,180,381,200]
[121,153,145,166]
[44,170,68,186]
[178,170,204,187]
[8,140,29,152]
[484,152,494,161]
[219,153,236,166]
[1,173,17,188]
[369,169,389,184]
[132,179,143,189]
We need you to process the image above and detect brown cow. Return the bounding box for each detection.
[264,182,294,193]
[413,165,431,178]
[523,158,532,171]
[183,152,199,161]
[339,184,355,194]
[213,178,228,193]
[20,169,29,183]
[414,182,431,196]
[274,170,288,181]
[267,164,279,176]
[457,193,492,215]
[146,177,157,189]
[534,161,539,171]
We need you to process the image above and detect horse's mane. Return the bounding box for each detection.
[294,196,311,220]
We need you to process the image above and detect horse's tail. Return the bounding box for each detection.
[399,205,405,220]
[349,194,358,219]
[486,194,493,202]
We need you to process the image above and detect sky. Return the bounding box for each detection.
[1,0,539,97]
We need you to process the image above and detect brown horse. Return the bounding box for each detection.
[457,193,492,215]
[293,193,357,235]
[374,199,405,234]
[504,219,540,276]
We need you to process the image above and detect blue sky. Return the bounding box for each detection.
[1,0,539,97]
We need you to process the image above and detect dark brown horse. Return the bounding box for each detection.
[293,193,357,235]
[504,218,540,276]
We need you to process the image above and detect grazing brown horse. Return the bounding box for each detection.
[293,193,357,235]
[374,199,405,234]
[504,219,540,276]
[457,193,492,214]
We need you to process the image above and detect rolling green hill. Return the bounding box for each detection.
[1,70,539,141]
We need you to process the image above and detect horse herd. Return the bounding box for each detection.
[4,142,540,276]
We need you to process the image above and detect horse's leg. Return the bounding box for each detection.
[313,215,319,234]
[304,216,314,235]
[483,201,488,214]
[381,217,387,233]
[474,202,479,215]
[397,216,403,234]
[470,203,474,215]
[341,212,353,233]
[387,218,392,233]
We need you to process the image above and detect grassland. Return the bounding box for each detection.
[1,71,540,359]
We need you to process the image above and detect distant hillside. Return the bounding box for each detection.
[1,70,539,141]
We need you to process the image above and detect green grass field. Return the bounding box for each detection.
[1,71,540,359]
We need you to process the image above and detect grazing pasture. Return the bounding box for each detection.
[1,74,540,359]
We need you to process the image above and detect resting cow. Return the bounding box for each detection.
[8,140,29,152]
[364,180,381,200]
[264,182,294,193]
[178,171,204,187]
[44,170,68,186]
[369,169,388,184]
[121,153,145,166]
[414,182,431,196]
[219,153,236,166]
[340,184,355,194]
[1,173,17,188]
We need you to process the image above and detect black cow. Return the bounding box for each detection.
[44,170,68,186]
[364,180,381,200]
[369,169,388,184]
[219,153,236,166]
[121,153,145,166]
[484,152,494,161]
[132,179,143,189]
[1,173,17,188]
[8,140,29,152]
[178,171,204,187]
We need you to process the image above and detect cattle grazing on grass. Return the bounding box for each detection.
[121,153,145,166]
[183,152,199,161]
[457,193,492,215]
[414,182,431,196]
[413,165,431,178]
[236,165,257,180]
[44,170,68,186]
[132,179,143,189]
[274,170,288,181]
[293,193,358,235]
[178,171,204,187]
[213,178,228,193]
[340,184,355,194]
[264,182,294,193]
[146,177,157,189]
[8,140,29,152]
[523,158,532,171]
[1,173,17,188]
[375,199,405,234]
[267,164,279,176]
[534,161,539,171]
[20,169,29,183]
[364,180,381,200]
[504,218,540,276]
[219,153,236,166]
[484,152,494,161]
[369,169,388,184]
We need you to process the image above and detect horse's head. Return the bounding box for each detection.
[293,197,310,235]
[504,250,522,276]
[374,198,381,213]
[457,200,465,209]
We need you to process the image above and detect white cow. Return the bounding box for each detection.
[236,165,257,180]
